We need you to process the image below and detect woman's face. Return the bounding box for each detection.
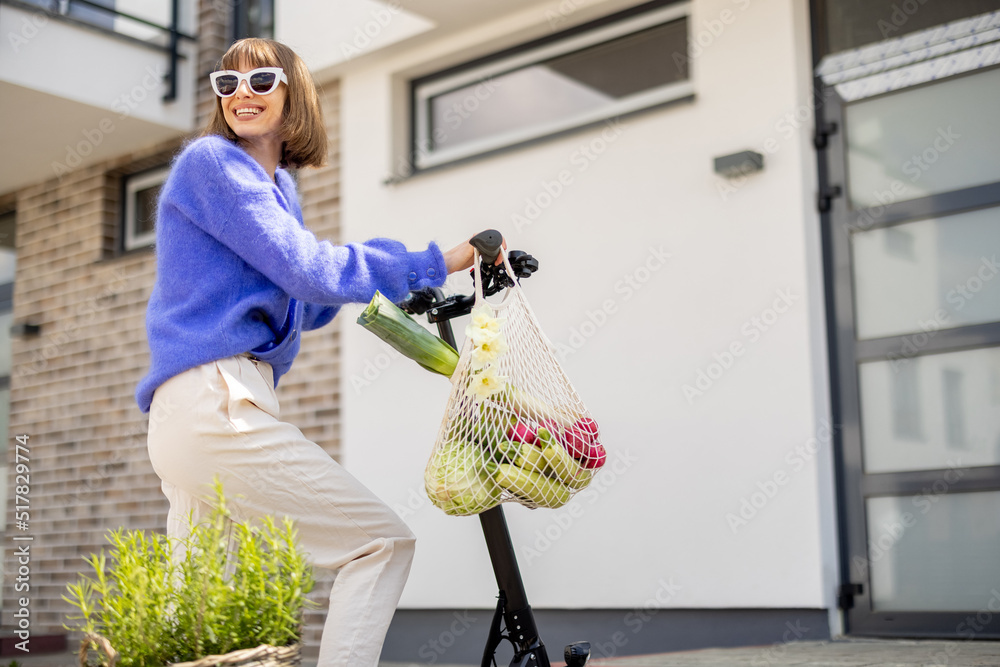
[222,60,287,145]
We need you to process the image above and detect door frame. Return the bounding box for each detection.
[816,69,1000,638]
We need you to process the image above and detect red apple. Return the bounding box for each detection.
[580,443,606,469]
[563,417,601,459]
[507,422,538,446]
[562,424,591,459]
[574,417,600,443]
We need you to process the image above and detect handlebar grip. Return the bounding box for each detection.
[469,229,503,265]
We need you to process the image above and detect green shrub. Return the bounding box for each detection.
[64,480,316,667]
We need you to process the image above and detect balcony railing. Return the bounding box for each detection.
[1,0,196,101]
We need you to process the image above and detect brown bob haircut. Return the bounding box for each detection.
[204,38,327,169]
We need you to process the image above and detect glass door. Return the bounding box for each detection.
[822,65,1000,636]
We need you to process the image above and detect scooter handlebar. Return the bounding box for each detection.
[469,229,503,265]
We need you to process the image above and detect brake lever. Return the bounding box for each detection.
[473,260,516,297]
[398,288,438,315]
[471,250,538,297]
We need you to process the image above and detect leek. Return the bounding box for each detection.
[356,291,459,376]
[357,291,575,425]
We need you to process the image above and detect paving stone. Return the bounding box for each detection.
[587,639,1000,667]
[12,641,1000,667]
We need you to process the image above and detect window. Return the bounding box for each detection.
[0,210,14,285]
[124,167,168,250]
[21,0,116,31]
[67,0,116,30]
[233,0,274,41]
[410,1,691,171]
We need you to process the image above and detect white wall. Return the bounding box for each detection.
[333,0,839,614]
[275,0,434,73]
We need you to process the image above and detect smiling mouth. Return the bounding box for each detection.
[234,107,263,118]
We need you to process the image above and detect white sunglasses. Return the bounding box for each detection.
[210,67,288,97]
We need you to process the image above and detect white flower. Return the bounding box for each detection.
[465,363,507,399]
[469,329,509,370]
[465,304,505,346]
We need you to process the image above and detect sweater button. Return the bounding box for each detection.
[427,267,436,278]
[407,271,417,282]
[290,330,298,341]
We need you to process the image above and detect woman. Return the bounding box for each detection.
[137,38,498,666]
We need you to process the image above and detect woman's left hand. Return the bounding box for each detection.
[443,235,507,274]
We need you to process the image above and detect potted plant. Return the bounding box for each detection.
[64,480,316,667]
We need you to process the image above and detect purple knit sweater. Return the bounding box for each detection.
[135,135,447,413]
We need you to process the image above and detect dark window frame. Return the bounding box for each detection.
[232,0,274,41]
[406,0,691,175]
[122,165,170,252]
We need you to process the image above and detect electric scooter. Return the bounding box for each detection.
[400,230,592,667]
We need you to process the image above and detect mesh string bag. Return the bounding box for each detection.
[424,250,605,516]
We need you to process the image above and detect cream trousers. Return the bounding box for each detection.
[147,353,414,667]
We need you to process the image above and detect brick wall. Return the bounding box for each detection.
[3,0,343,656]
[4,139,180,636]
[197,0,233,128]
[275,78,344,657]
